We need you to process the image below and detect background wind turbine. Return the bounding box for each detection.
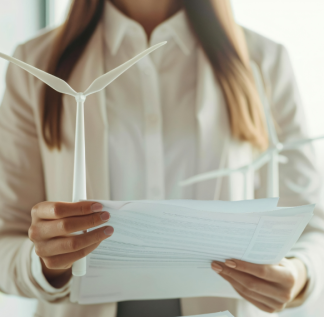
[180,64,324,200]
[0,41,167,276]
[180,135,324,196]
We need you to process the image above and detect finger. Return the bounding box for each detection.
[220,273,286,312]
[224,259,292,284]
[35,226,114,257]
[212,262,288,303]
[42,242,101,270]
[32,201,103,220]
[35,211,110,239]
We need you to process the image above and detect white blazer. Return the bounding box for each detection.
[0,18,323,317]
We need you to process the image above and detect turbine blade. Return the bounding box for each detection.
[282,135,324,150]
[83,41,167,96]
[250,150,272,170]
[0,52,77,97]
[180,149,273,187]
[278,155,288,164]
[179,166,247,187]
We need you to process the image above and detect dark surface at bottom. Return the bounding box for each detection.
[117,298,181,317]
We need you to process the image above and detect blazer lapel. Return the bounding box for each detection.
[64,19,110,201]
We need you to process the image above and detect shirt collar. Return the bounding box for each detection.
[104,1,196,56]
[105,1,132,56]
[156,10,196,56]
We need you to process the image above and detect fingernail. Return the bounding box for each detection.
[91,203,103,212]
[225,260,237,268]
[211,263,223,273]
[104,226,114,236]
[100,212,110,221]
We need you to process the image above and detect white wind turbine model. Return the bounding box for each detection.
[180,64,324,199]
[0,41,167,276]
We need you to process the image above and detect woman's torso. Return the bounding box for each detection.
[1,2,317,317]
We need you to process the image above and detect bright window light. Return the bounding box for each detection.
[47,0,71,28]
[0,0,41,100]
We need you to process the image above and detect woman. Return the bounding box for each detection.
[0,0,323,316]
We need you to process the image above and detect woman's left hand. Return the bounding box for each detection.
[212,258,307,313]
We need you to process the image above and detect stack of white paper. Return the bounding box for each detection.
[70,198,314,304]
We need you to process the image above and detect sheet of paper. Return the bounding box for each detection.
[95,197,279,214]
[71,199,314,304]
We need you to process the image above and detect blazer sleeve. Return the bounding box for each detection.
[0,44,68,302]
[255,44,324,305]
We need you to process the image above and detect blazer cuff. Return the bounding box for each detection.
[286,251,314,305]
[31,246,71,298]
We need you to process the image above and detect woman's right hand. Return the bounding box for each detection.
[28,201,113,287]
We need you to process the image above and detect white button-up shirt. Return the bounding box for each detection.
[104,1,198,201]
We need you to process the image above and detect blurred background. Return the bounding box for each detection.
[0,0,323,316]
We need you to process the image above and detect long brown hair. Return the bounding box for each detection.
[43,0,268,150]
